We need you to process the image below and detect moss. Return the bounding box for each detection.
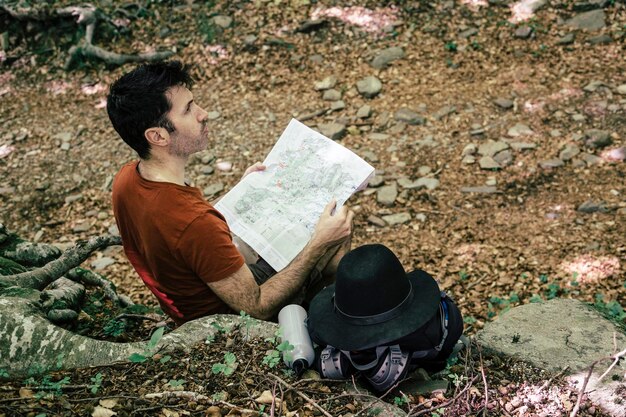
[0,287,41,301]
[0,256,27,276]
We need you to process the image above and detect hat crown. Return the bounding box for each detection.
[335,244,411,317]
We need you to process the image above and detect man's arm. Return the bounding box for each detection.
[208,200,353,320]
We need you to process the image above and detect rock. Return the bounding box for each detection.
[369,133,390,141]
[478,141,509,157]
[53,132,73,143]
[462,155,476,164]
[370,47,404,69]
[368,174,384,187]
[583,80,605,92]
[556,32,575,45]
[5,242,62,266]
[414,177,440,190]
[367,215,387,227]
[479,156,501,170]
[317,123,346,140]
[588,34,612,44]
[295,19,327,33]
[584,129,612,148]
[382,212,411,225]
[538,158,564,169]
[617,84,626,95]
[493,150,513,166]
[207,111,220,120]
[564,9,606,30]
[377,184,398,206]
[573,0,611,11]
[314,76,337,91]
[322,89,341,101]
[394,108,425,125]
[433,105,456,120]
[91,257,116,271]
[212,15,232,29]
[572,113,586,122]
[330,100,345,111]
[514,26,533,39]
[509,142,537,151]
[64,193,83,204]
[362,150,379,162]
[393,107,426,125]
[493,98,514,109]
[72,221,91,233]
[475,299,626,417]
[203,183,224,197]
[580,152,603,166]
[243,35,257,46]
[356,76,382,98]
[356,105,372,119]
[397,177,415,189]
[458,27,478,39]
[559,144,581,161]
[507,123,533,137]
[460,186,498,193]
[577,200,608,213]
[485,176,497,186]
[418,166,432,176]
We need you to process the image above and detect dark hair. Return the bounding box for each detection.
[106,60,194,159]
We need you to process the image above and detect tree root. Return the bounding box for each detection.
[0,235,121,291]
[66,267,133,308]
[41,277,85,324]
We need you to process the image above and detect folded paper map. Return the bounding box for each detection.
[215,119,375,271]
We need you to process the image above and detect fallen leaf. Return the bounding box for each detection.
[19,388,34,398]
[99,398,118,408]
[92,406,117,417]
[254,390,281,406]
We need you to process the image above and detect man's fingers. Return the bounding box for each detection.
[324,199,337,215]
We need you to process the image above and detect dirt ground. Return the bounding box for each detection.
[0,0,625,416]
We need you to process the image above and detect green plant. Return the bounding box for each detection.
[463,315,477,325]
[103,318,127,337]
[444,41,457,52]
[35,375,71,399]
[539,274,548,284]
[196,13,217,44]
[212,352,237,376]
[0,368,8,378]
[129,326,165,363]
[89,373,103,394]
[240,310,255,339]
[529,294,543,303]
[470,40,481,50]
[593,294,626,330]
[393,395,408,406]
[167,379,186,388]
[458,270,469,281]
[262,349,281,368]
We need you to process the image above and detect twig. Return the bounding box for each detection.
[537,366,569,392]
[408,374,480,417]
[268,373,333,417]
[597,347,626,382]
[479,350,488,417]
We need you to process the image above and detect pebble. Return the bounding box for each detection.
[478,140,509,157]
[73,221,91,233]
[515,26,533,39]
[322,89,341,101]
[418,166,432,176]
[617,84,626,95]
[564,9,606,30]
[583,80,605,92]
[216,161,232,171]
[493,150,513,166]
[559,144,581,161]
[415,213,427,222]
[356,105,372,119]
[367,215,386,227]
[580,152,602,166]
[91,257,116,270]
[479,156,501,170]
[314,76,337,91]
[538,158,564,169]
[584,129,612,148]
[577,200,608,213]
[203,183,224,197]
[207,111,220,120]
[356,76,382,98]
[369,133,390,141]
[415,177,440,190]
[64,193,83,204]
[494,98,514,109]
[211,15,232,29]
[362,150,378,162]
[377,184,398,206]
[382,212,411,225]
[461,186,498,193]
[330,100,345,111]
[485,177,497,186]
[462,155,476,164]
[509,142,537,151]
[507,123,533,137]
[572,114,586,122]
[370,46,405,69]
[556,33,575,45]
[394,108,425,125]
[588,34,612,44]
[458,27,478,39]
[317,122,346,140]
[433,105,456,120]
[368,174,384,187]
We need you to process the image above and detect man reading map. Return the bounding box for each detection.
[107,61,360,324]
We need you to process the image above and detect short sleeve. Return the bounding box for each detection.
[176,212,245,283]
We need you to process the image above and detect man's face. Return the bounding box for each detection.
[164,86,210,158]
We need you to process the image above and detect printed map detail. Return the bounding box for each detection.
[215,119,375,271]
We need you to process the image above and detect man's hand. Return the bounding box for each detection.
[241,162,266,180]
[310,200,354,250]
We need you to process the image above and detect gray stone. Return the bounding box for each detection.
[580,152,603,166]
[458,27,478,39]
[493,150,513,166]
[368,174,384,187]
[478,140,509,157]
[91,257,116,271]
[418,166,432,176]
[369,133,390,141]
[415,213,427,222]
[433,105,456,120]
[507,123,533,137]
[538,158,565,169]
[60,143,71,151]
[53,132,72,142]
[414,177,440,190]
[514,26,533,39]
[367,215,386,227]
[317,123,346,140]
[617,84,626,95]
[564,9,606,30]
[460,186,498,193]
[201,165,214,175]
[394,108,425,125]
[330,100,345,111]
[377,184,398,206]
[243,35,257,45]
[322,89,341,101]
[64,193,83,204]
[588,34,612,44]
[356,105,372,119]
[211,15,233,29]
[382,212,411,225]
[362,150,379,162]
[584,129,612,148]
[370,47,404,69]
[462,155,476,164]
[510,142,537,151]
[207,111,220,120]
[556,32,575,45]
[314,76,337,91]
[583,80,605,92]
[577,200,608,213]
[572,113,586,122]
[356,76,382,98]
[479,156,501,170]
[476,299,626,417]
[493,98,514,109]
[559,144,581,161]
[73,221,91,233]
[397,177,416,189]
[203,183,224,197]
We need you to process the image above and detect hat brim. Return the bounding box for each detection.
[308,269,441,351]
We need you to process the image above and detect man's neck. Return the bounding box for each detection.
[137,154,188,186]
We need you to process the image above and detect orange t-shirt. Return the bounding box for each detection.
[112,161,244,324]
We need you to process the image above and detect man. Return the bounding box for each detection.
[107,61,353,325]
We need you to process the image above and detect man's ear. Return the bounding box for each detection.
[145,127,170,147]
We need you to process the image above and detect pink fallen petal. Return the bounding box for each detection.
[95,98,107,109]
[81,82,107,95]
[311,6,398,35]
[600,147,625,162]
[216,161,232,171]
[460,0,489,8]
[0,144,15,158]
[561,255,621,284]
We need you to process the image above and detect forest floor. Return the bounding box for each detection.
[0,0,625,416]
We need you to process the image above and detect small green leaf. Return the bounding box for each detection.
[148,327,165,351]
[129,353,148,363]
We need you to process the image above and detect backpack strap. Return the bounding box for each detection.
[319,346,348,379]
[362,345,410,392]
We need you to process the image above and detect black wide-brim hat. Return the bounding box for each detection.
[308,244,441,351]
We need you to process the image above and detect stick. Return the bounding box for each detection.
[408,375,480,417]
[268,373,333,417]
